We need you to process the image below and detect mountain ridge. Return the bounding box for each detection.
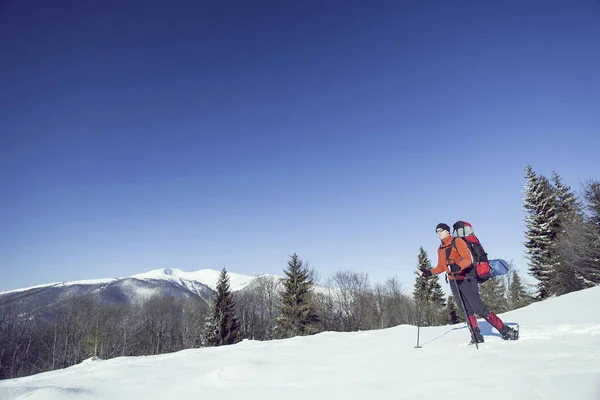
[0,268,284,317]
[0,268,270,297]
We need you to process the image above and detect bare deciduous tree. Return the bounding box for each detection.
[328,270,372,331]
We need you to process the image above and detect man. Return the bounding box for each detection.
[418,223,518,344]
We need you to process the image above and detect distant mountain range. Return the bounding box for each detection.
[0,268,280,314]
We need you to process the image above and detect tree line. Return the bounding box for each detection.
[0,295,208,379]
[0,256,417,380]
[523,166,600,298]
[202,256,418,345]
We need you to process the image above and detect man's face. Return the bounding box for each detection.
[436,228,449,240]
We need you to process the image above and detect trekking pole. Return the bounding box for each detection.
[449,270,479,350]
[415,282,423,348]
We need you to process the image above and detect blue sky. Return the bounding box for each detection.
[1,0,599,292]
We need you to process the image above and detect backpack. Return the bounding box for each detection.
[450,221,509,283]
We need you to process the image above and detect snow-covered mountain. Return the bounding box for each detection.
[0,268,281,314]
[131,268,263,292]
[0,268,262,297]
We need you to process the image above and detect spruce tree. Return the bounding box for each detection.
[202,267,240,346]
[551,172,586,294]
[429,278,446,311]
[413,247,445,326]
[584,179,600,227]
[445,295,462,324]
[479,278,509,313]
[274,254,320,338]
[508,270,531,310]
[580,180,600,284]
[426,272,446,326]
[200,305,218,347]
[552,172,581,224]
[554,181,597,288]
[523,164,560,299]
[413,247,430,303]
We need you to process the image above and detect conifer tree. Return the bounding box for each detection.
[413,247,430,303]
[552,172,581,224]
[445,295,462,324]
[429,278,446,311]
[413,247,445,326]
[479,278,509,313]
[202,267,240,346]
[584,179,600,228]
[523,164,560,299]
[579,180,600,284]
[427,275,446,326]
[551,172,586,294]
[552,251,584,295]
[508,270,531,310]
[200,306,218,347]
[274,254,320,338]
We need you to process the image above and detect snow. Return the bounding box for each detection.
[0,269,261,296]
[120,280,162,302]
[63,279,117,287]
[1,286,599,400]
[0,279,117,296]
[0,283,60,296]
[132,268,258,291]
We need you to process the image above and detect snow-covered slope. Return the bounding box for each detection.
[1,286,599,400]
[131,268,259,292]
[0,268,266,313]
[0,268,267,298]
[0,279,116,296]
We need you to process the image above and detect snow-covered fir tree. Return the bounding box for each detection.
[200,306,218,347]
[579,179,600,284]
[554,185,600,290]
[201,267,240,347]
[551,172,586,294]
[552,172,582,223]
[584,179,600,227]
[523,164,560,299]
[273,254,320,338]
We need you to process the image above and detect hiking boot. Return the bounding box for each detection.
[499,325,519,340]
[469,327,484,344]
[468,337,484,345]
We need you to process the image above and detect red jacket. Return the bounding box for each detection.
[430,235,473,280]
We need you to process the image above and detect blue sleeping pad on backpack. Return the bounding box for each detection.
[489,259,510,277]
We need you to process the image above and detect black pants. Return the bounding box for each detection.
[449,277,490,318]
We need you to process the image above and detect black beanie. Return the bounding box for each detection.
[435,223,450,232]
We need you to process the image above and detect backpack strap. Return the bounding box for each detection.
[440,237,457,266]
[442,237,475,278]
[451,237,475,264]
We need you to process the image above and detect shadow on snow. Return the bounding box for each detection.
[418,320,518,346]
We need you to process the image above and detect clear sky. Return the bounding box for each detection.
[1,0,599,292]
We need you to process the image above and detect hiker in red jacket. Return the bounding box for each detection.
[418,223,518,344]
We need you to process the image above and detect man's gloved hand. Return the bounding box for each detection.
[449,264,461,273]
[420,269,432,277]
